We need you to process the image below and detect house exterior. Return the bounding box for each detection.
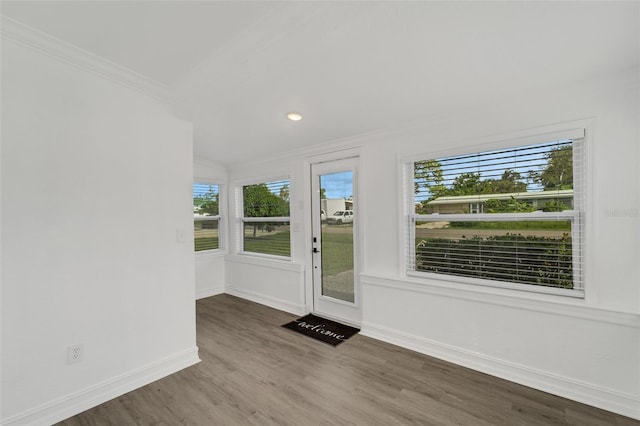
[425,189,574,214]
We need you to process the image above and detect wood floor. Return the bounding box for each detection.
[58,294,639,425]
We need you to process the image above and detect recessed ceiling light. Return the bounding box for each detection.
[287,112,303,121]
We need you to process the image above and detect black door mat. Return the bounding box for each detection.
[282,314,360,346]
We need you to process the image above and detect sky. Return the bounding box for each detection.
[193,182,219,198]
[320,171,353,199]
[194,173,352,210]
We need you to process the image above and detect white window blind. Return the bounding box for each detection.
[408,133,584,294]
[241,179,291,258]
[193,182,221,252]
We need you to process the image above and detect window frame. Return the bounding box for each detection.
[237,176,292,260]
[193,180,223,254]
[401,127,586,298]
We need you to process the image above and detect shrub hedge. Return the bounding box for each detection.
[415,233,573,289]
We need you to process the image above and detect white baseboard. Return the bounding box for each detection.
[225,287,306,316]
[2,347,201,426]
[196,285,225,300]
[361,322,640,421]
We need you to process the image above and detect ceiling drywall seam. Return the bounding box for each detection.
[0,15,171,104]
[171,2,377,119]
[172,3,323,100]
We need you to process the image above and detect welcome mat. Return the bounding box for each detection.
[282,314,360,346]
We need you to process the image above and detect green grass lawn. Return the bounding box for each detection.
[321,231,354,275]
[195,237,219,251]
[244,231,291,257]
[239,228,354,276]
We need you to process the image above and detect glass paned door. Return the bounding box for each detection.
[311,158,360,325]
[320,171,354,302]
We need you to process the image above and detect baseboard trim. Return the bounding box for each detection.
[225,287,306,316]
[361,322,640,421]
[196,286,225,300]
[2,346,201,426]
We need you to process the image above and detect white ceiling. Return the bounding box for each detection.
[2,1,639,165]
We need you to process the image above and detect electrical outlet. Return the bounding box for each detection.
[176,229,186,243]
[67,344,83,365]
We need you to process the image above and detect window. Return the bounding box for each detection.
[193,182,221,252]
[408,129,584,295]
[240,179,291,258]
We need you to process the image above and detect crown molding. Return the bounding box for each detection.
[194,156,226,168]
[1,15,171,104]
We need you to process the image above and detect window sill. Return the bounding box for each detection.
[195,249,226,259]
[406,271,584,299]
[226,253,303,273]
[360,273,639,327]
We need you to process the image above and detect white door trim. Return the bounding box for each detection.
[309,156,361,326]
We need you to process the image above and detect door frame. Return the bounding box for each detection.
[303,148,362,326]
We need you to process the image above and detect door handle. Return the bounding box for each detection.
[313,247,320,253]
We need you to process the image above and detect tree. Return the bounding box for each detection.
[442,169,528,197]
[243,184,290,237]
[194,187,218,216]
[414,159,447,199]
[320,188,326,199]
[279,185,290,202]
[540,200,570,212]
[484,197,535,213]
[483,169,527,194]
[531,146,573,190]
[415,159,448,213]
[450,172,483,196]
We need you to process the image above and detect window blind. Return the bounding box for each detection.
[193,182,221,252]
[409,135,584,293]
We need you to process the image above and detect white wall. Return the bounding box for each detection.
[225,256,305,315]
[224,69,640,419]
[224,159,308,315]
[359,70,640,419]
[194,158,227,299]
[1,39,199,424]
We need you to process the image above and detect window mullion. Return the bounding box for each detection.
[241,216,290,223]
[414,211,576,222]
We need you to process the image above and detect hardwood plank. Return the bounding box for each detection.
[56,294,639,425]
